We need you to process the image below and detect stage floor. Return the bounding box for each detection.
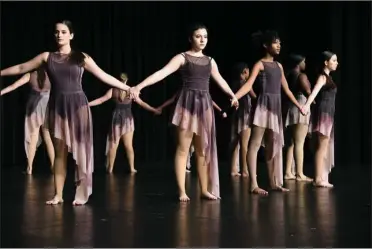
[1,163,370,247]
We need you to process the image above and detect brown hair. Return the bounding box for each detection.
[119,73,128,102]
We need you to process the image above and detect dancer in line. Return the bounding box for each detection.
[284,54,313,181]
[1,65,55,175]
[234,30,305,195]
[301,51,338,188]
[1,20,131,205]
[89,73,161,174]
[130,23,239,201]
[155,90,227,173]
[229,62,257,177]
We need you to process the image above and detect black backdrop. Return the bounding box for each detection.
[1,1,371,172]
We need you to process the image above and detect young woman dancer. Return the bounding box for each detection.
[301,51,338,188]
[89,73,161,174]
[229,62,257,177]
[284,54,313,181]
[1,65,55,175]
[1,20,131,205]
[155,90,227,174]
[130,23,239,201]
[234,30,305,195]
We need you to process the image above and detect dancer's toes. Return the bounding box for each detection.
[130,169,137,174]
[46,196,64,205]
[201,191,218,200]
[313,181,333,188]
[72,200,86,206]
[270,185,290,192]
[186,169,191,173]
[231,171,241,177]
[179,193,190,202]
[296,174,313,182]
[284,173,296,180]
[250,187,268,195]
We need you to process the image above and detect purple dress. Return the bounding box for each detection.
[24,70,51,159]
[311,72,337,178]
[171,53,220,197]
[105,88,135,154]
[45,52,93,204]
[252,61,284,186]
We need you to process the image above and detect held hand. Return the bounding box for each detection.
[230,96,239,109]
[222,112,227,118]
[300,105,309,116]
[154,108,162,115]
[129,86,141,101]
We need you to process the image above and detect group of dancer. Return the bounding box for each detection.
[0,20,338,205]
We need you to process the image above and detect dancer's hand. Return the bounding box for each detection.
[129,86,141,101]
[300,105,309,116]
[230,96,239,109]
[221,112,227,118]
[154,108,162,115]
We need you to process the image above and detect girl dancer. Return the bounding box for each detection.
[301,51,338,188]
[1,20,131,205]
[156,90,227,174]
[130,23,239,201]
[284,54,313,181]
[89,73,161,174]
[1,65,55,175]
[234,30,305,195]
[229,62,257,177]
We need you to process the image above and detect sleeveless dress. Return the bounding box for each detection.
[311,72,337,179]
[252,61,284,186]
[171,53,220,197]
[45,52,94,204]
[105,88,135,154]
[24,70,51,159]
[285,70,311,127]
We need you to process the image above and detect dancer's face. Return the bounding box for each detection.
[265,39,281,55]
[54,23,73,46]
[240,68,250,81]
[325,54,338,71]
[299,59,306,71]
[190,28,208,51]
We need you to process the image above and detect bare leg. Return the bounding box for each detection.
[247,126,268,195]
[106,139,120,174]
[122,131,136,173]
[46,138,68,205]
[186,150,192,173]
[293,124,312,181]
[314,134,333,188]
[284,126,296,180]
[230,136,241,176]
[25,127,40,175]
[240,128,251,177]
[41,127,55,173]
[174,127,194,202]
[264,130,289,192]
[192,135,218,200]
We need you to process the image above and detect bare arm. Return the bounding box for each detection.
[303,75,326,110]
[0,73,30,96]
[298,73,312,96]
[235,61,263,100]
[249,89,257,99]
[210,59,235,99]
[136,54,185,91]
[157,92,178,109]
[278,63,301,109]
[1,52,49,76]
[83,54,130,91]
[212,100,222,112]
[88,89,112,107]
[136,97,159,113]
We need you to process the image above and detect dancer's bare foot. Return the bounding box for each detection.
[72,200,86,206]
[269,185,290,192]
[231,171,241,177]
[46,196,64,205]
[186,169,191,173]
[284,173,296,180]
[242,171,249,178]
[250,187,268,196]
[201,191,219,200]
[179,193,190,202]
[313,181,333,188]
[106,168,113,174]
[130,169,137,174]
[296,174,313,182]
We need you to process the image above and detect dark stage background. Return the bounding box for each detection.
[0,1,371,172]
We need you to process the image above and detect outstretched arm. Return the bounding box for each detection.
[83,54,130,92]
[89,89,113,107]
[278,63,301,110]
[1,52,49,76]
[1,73,30,96]
[136,97,160,114]
[157,92,178,110]
[235,61,263,100]
[302,75,326,114]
